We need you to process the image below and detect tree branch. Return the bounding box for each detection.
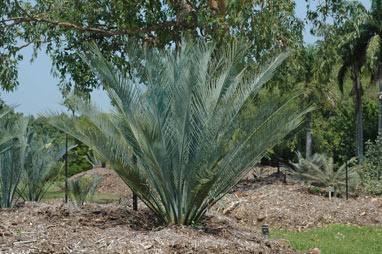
[1,17,196,37]
[15,40,34,51]
[2,0,196,37]
[0,40,35,61]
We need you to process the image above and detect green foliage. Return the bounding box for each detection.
[47,40,309,225]
[0,0,303,98]
[29,116,65,142]
[268,93,380,168]
[271,224,382,254]
[320,100,379,164]
[67,140,92,177]
[306,0,374,162]
[355,136,382,195]
[290,152,358,195]
[67,175,102,206]
[363,135,382,179]
[261,44,341,166]
[360,178,382,195]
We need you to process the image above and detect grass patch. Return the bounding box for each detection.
[92,193,122,203]
[271,224,382,254]
[42,182,122,203]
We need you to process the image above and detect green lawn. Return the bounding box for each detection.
[271,224,382,254]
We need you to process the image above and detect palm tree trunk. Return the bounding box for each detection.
[354,71,364,163]
[306,112,312,158]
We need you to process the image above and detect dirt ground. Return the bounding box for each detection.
[216,168,382,231]
[70,166,132,197]
[0,201,294,253]
[1,166,382,253]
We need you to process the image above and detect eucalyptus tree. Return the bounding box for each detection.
[296,45,322,158]
[47,40,310,225]
[0,0,302,97]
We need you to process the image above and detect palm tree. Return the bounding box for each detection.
[333,1,369,163]
[307,1,368,163]
[336,0,382,161]
[47,40,310,225]
[364,0,382,135]
[337,39,368,163]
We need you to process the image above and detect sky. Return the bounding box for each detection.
[1,0,371,116]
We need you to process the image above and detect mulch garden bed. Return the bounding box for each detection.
[1,166,381,253]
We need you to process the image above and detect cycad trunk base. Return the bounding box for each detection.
[47,40,310,224]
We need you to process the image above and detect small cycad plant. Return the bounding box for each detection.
[67,175,102,206]
[47,40,310,224]
[18,135,76,201]
[290,152,358,195]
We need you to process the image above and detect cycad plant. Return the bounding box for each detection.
[0,113,31,208]
[47,41,309,224]
[18,135,75,201]
[67,175,102,206]
[290,152,358,194]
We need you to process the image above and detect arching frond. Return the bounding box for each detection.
[46,40,309,224]
[366,34,381,70]
[0,115,30,208]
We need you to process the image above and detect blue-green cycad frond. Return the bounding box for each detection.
[47,40,309,224]
[0,114,30,208]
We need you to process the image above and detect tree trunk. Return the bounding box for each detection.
[306,112,312,158]
[354,70,364,164]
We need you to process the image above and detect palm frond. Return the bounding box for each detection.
[366,34,381,70]
[0,116,30,208]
